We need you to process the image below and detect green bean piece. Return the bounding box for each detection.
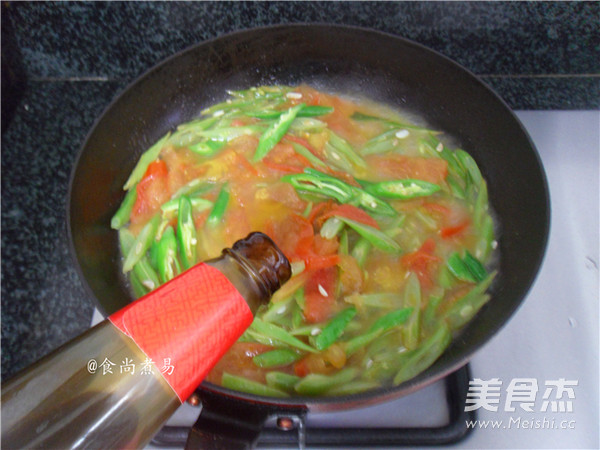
[438,265,457,289]
[455,149,483,186]
[350,111,436,132]
[320,217,344,239]
[344,307,412,356]
[344,292,397,309]
[360,129,401,155]
[339,229,349,256]
[133,256,161,292]
[157,226,181,284]
[419,135,466,179]
[473,180,489,230]
[326,380,381,396]
[422,290,445,331]
[350,238,371,267]
[463,251,487,282]
[445,272,496,330]
[292,302,304,329]
[161,196,213,216]
[336,217,401,253]
[294,368,358,396]
[370,307,413,332]
[446,252,478,283]
[312,307,357,351]
[176,195,197,270]
[289,142,328,169]
[149,238,160,270]
[393,322,451,385]
[327,130,367,169]
[401,273,421,351]
[265,372,301,392]
[252,103,305,162]
[129,271,149,299]
[474,214,495,262]
[247,105,334,119]
[170,179,214,199]
[111,187,137,229]
[253,349,302,368]
[222,372,289,397]
[123,132,170,191]
[206,184,230,227]
[174,116,219,133]
[122,215,161,273]
[118,228,136,255]
[251,318,318,353]
[200,125,266,142]
[262,295,296,323]
[362,179,441,200]
[446,174,467,200]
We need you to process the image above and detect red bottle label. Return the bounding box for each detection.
[109,263,252,402]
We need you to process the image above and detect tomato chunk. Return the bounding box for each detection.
[303,267,337,323]
[131,160,170,225]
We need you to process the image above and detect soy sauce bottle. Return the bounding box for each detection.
[1,232,291,449]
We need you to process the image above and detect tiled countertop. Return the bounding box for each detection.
[1,2,598,381]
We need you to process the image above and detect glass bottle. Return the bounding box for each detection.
[1,232,291,449]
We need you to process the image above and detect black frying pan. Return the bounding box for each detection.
[68,24,549,447]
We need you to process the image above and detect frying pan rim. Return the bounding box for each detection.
[66,23,551,411]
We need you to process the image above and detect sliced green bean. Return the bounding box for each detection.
[247,105,334,119]
[344,292,397,309]
[149,238,160,270]
[133,256,160,291]
[129,271,149,299]
[350,112,436,131]
[455,149,483,186]
[325,130,367,171]
[289,142,328,169]
[253,349,302,368]
[473,180,489,230]
[422,290,445,331]
[123,132,170,191]
[463,251,487,282]
[294,368,358,396]
[266,372,301,392]
[401,273,421,351]
[177,195,197,270]
[262,295,296,323]
[206,183,230,227]
[118,228,136,255]
[200,125,265,142]
[350,237,371,267]
[320,217,344,239]
[336,217,401,253]
[111,187,137,229]
[161,196,213,216]
[312,307,357,351]
[445,272,496,330]
[122,215,160,273]
[474,214,495,262]
[170,179,214,199]
[339,229,349,255]
[174,116,219,133]
[326,380,381,396]
[265,372,301,392]
[251,318,317,353]
[281,172,354,204]
[157,226,181,283]
[252,103,305,162]
[446,252,478,283]
[393,322,451,385]
[222,372,289,397]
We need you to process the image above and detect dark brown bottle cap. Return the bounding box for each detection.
[228,232,291,298]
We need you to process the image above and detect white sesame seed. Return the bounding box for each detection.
[213,110,224,117]
[330,151,341,161]
[310,328,322,336]
[365,359,374,369]
[135,242,143,254]
[286,92,303,99]
[436,142,444,152]
[191,238,197,246]
[318,284,329,297]
[395,129,410,139]
[276,306,286,315]
[491,240,498,249]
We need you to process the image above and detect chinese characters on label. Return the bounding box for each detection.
[465,378,578,413]
[87,357,175,375]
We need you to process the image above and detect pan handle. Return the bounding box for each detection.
[185,389,306,449]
